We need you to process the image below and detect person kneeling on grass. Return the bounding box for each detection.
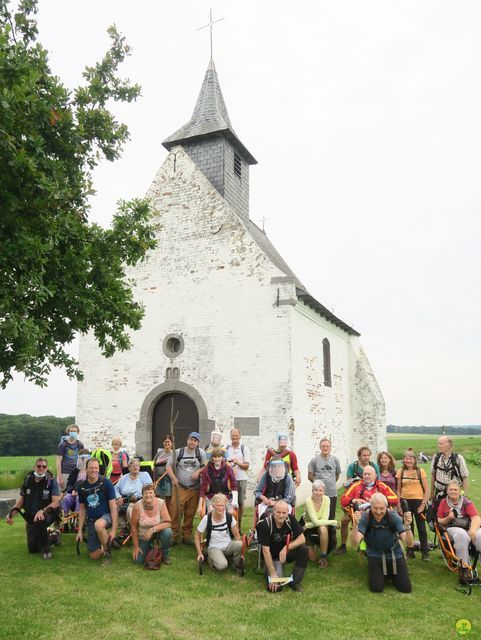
[6,458,61,560]
[351,492,413,593]
[76,458,117,562]
[303,480,337,568]
[131,483,172,566]
[256,500,308,593]
[195,493,243,571]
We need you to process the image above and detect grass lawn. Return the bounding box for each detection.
[1,455,481,639]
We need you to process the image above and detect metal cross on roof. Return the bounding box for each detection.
[197,8,225,60]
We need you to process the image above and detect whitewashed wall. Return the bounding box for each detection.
[76,148,294,483]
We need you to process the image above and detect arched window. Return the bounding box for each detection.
[322,338,332,387]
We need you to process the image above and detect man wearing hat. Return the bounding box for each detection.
[167,432,206,545]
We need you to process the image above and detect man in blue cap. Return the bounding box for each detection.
[167,432,206,545]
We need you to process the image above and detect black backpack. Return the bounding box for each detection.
[205,512,234,545]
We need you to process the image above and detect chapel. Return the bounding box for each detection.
[76,56,386,499]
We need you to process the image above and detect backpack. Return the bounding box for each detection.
[176,446,203,467]
[205,464,229,495]
[144,544,162,570]
[432,452,462,482]
[91,449,113,478]
[205,512,234,546]
[363,509,399,538]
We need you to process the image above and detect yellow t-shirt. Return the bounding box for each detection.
[395,467,426,500]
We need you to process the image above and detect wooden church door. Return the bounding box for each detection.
[151,393,199,457]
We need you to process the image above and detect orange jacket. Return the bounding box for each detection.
[340,479,398,510]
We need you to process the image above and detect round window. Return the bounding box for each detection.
[163,333,184,358]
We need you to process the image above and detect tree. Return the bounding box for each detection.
[0,1,157,388]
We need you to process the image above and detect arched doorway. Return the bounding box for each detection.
[136,380,211,460]
[151,393,199,457]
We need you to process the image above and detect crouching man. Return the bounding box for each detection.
[76,458,117,561]
[351,492,414,593]
[256,500,308,593]
[6,458,61,560]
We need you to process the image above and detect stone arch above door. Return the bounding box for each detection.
[135,380,211,459]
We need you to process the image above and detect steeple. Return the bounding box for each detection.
[162,59,256,219]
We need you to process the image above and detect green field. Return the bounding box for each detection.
[387,435,481,460]
[1,443,481,639]
[0,455,55,490]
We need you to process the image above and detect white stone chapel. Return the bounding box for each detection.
[76,57,386,500]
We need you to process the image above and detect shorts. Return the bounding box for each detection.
[86,514,112,552]
[237,480,247,507]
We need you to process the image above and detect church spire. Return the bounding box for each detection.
[162,59,256,165]
[162,57,256,220]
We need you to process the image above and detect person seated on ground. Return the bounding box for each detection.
[131,483,172,566]
[254,457,296,519]
[303,480,337,568]
[198,448,238,516]
[377,451,397,492]
[115,458,153,526]
[110,437,129,483]
[396,448,430,561]
[6,458,61,560]
[195,493,243,572]
[204,430,226,461]
[56,424,84,492]
[76,458,117,562]
[153,434,175,512]
[338,465,398,554]
[61,449,90,519]
[256,500,308,593]
[351,492,413,593]
[338,446,380,552]
[437,480,481,584]
[260,433,301,487]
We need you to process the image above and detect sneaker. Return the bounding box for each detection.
[162,556,172,565]
[421,552,430,562]
[318,556,328,568]
[42,551,52,560]
[406,548,415,559]
[289,582,303,592]
[335,545,347,555]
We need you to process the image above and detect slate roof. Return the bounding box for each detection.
[246,219,360,337]
[162,59,257,165]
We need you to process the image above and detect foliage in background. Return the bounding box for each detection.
[0,0,158,389]
[0,413,72,455]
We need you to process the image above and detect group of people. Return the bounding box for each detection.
[6,426,481,595]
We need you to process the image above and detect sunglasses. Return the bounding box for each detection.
[36,464,47,469]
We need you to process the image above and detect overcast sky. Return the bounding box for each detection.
[1,1,480,425]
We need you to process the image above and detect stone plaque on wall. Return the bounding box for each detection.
[233,417,260,436]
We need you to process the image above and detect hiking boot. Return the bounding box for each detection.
[318,556,328,568]
[421,552,430,562]
[335,545,347,554]
[111,538,122,550]
[289,582,303,592]
[162,556,172,565]
[182,538,194,546]
[406,547,415,559]
[42,551,52,560]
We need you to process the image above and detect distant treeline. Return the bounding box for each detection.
[388,424,481,435]
[0,414,75,456]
